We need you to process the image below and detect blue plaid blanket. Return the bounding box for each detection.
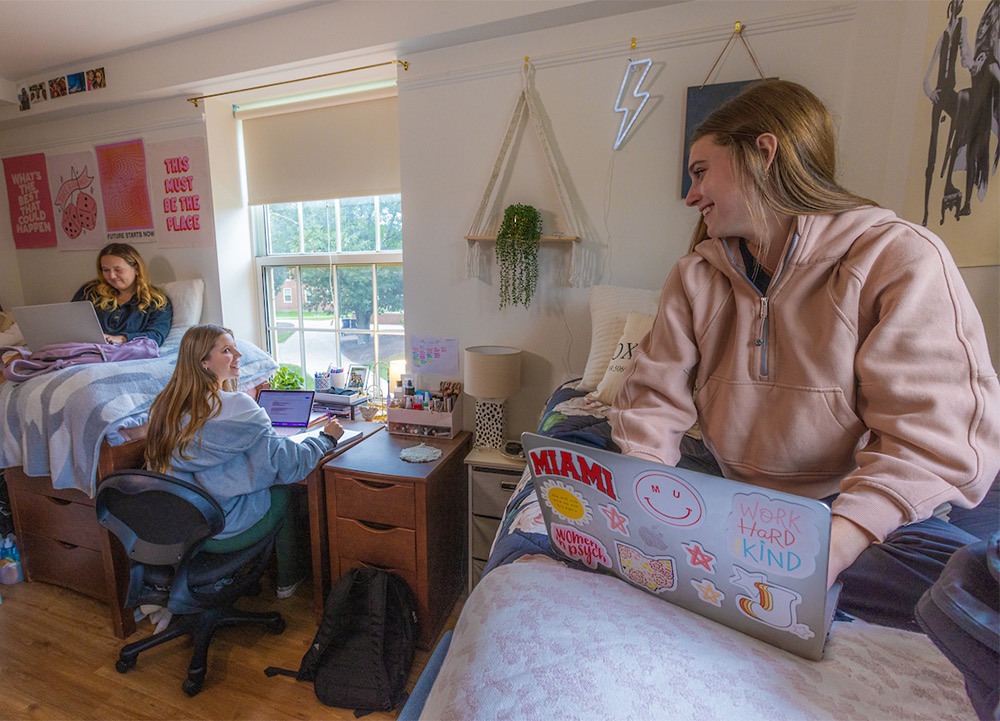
[0,340,277,496]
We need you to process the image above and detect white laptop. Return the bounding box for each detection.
[521,432,841,661]
[12,301,107,351]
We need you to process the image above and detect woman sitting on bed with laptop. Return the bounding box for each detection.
[72,242,173,346]
[610,79,999,632]
[144,324,346,608]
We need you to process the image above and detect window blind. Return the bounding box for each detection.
[242,95,399,206]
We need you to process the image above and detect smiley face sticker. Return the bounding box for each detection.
[634,471,705,528]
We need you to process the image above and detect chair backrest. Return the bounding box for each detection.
[96,469,225,567]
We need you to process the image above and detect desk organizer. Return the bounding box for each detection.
[387,402,463,439]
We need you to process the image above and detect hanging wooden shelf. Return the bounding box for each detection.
[464,234,580,243]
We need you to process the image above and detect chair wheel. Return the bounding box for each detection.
[116,657,136,674]
[183,677,203,697]
[268,617,287,634]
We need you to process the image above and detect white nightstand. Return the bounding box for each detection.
[465,446,527,592]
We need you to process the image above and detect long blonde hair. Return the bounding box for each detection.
[80,243,169,312]
[688,79,877,251]
[145,325,238,473]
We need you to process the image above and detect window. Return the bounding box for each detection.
[254,194,404,395]
[241,91,403,396]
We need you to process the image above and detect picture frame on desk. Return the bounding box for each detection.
[346,364,368,391]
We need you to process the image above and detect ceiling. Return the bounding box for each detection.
[0,0,331,84]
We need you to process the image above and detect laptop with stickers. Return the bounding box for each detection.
[256,389,325,436]
[521,432,841,661]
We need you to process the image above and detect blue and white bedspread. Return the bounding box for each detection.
[0,340,277,497]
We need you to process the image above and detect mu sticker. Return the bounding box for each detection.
[634,471,705,528]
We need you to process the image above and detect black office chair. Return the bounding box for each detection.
[96,469,286,696]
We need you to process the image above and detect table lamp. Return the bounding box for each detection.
[464,346,521,449]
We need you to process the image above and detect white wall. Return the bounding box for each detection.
[1,0,996,441]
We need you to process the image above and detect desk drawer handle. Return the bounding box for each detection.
[357,560,393,572]
[354,478,395,491]
[46,496,73,507]
[57,541,80,549]
[358,519,396,532]
[500,481,518,492]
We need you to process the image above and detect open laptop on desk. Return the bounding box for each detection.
[521,432,841,661]
[12,301,106,351]
[256,389,326,436]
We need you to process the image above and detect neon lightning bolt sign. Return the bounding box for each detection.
[613,58,652,150]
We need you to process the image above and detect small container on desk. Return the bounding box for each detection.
[386,401,463,439]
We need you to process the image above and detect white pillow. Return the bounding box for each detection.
[161,278,205,330]
[589,311,655,406]
[577,285,660,391]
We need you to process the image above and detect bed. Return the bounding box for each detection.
[412,285,979,721]
[1,279,279,638]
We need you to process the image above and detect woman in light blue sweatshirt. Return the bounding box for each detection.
[145,324,344,599]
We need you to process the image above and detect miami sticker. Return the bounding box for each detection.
[634,470,705,527]
[730,566,814,640]
[528,445,618,500]
[727,492,822,578]
[539,479,592,526]
[551,523,611,570]
[616,541,677,593]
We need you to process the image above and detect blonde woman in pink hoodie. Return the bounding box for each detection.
[610,79,999,631]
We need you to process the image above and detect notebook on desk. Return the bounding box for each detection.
[521,432,841,661]
[12,301,107,351]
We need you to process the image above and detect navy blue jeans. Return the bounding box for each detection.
[678,435,1000,631]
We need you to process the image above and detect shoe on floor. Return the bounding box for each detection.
[276,577,304,599]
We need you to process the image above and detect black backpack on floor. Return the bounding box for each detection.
[266,567,419,717]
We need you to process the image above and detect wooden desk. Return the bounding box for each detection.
[303,419,383,618]
[322,430,472,649]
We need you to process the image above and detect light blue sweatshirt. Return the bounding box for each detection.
[167,391,335,538]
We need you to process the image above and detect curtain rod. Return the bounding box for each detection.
[186,59,408,107]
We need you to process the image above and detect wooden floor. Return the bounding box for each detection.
[0,574,464,720]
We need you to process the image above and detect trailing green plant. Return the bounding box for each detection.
[495,203,541,309]
[271,364,305,390]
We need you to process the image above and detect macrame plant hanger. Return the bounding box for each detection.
[466,59,583,285]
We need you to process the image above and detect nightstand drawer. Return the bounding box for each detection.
[13,489,103,551]
[20,530,107,598]
[334,475,415,529]
[471,467,522,518]
[471,514,500,560]
[336,518,416,571]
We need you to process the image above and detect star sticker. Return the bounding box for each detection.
[691,579,725,607]
[682,541,716,572]
[600,504,630,536]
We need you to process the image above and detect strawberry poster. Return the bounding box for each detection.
[148,137,214,247]
[3,153,57,248]
[47,151,107,250]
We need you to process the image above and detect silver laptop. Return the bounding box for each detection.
[521,432,841,661]
[12,301,107,351]
[256,389,324,436]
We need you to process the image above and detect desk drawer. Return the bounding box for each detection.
[336,518,416,571]
[340,557,418,596]
[333,475,415,529]
[471,467,521,518]
[12,490,103,551]
[20,530,107,599]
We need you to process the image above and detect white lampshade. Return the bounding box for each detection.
[464,346,521,400]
